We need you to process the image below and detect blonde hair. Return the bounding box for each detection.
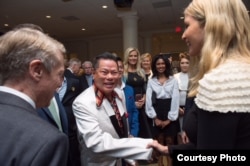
[123,47,146,81]
[185,0,250,97]
[141,52,152,69]
[141,53,152,63]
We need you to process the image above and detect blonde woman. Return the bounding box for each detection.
[149,0,250,154]
[141,52,153,82]
[123,47,152,139]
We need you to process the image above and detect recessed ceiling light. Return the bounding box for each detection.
[180,17,184,19]
[81,28,86,31]
[46,15,51,18]
[102,5,108,9]
[4,24,9,27]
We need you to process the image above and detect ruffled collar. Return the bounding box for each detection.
[195,60,250,113]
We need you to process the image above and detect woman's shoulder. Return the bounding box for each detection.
[195,60,250,113]
[201,60,250,86]
[174,72,181,78]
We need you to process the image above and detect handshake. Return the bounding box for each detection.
[147,140,169,162]
[147,131,190,162]
[126,141,169,166]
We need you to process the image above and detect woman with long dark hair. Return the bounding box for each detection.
[146,54,180,166]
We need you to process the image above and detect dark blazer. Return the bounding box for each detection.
[79,74,89,91]
[37,93,68,135]
[123,85,139,137]
[64,68,77,79]
[63,72,82,166]
[62,76,82,137]
[63,70,83,106]
[64,69,88,92]
[0,91,68,166]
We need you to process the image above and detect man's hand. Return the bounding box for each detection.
[147,140,169,155]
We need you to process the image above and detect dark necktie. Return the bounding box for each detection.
[110,97,124,135]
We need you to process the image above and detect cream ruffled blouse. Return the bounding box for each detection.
[195,60,250,113]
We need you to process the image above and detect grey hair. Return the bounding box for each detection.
[0,28,65,84]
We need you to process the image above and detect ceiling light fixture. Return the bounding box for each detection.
[81,28,86,31]
[4,24,9,27]
[46,15,51,18]
[102,5,108,9]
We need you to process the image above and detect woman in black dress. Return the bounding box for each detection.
[123,47,153,139]
[148,0,250,156]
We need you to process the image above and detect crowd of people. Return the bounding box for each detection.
[1,0,250,166]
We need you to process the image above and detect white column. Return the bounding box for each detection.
[118,11,138,52]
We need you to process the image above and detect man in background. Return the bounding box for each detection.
[82,60,93,87]
[62,57,84,166]
[116,56,139,138]
[65,58,81,78]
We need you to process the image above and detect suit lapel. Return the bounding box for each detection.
[102,99,115,116]
[98,100,119,138]
[54,93,68,135]
[102,98,129,138]
[117,99,129,137]
[42,107,58,127]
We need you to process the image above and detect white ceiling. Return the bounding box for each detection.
[0,0,249,41]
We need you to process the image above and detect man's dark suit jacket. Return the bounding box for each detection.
[63,70,84,166]
[63,71,83,137]
[64,69,88,92]
[79,74,89,91]
[64,69,76,79]
[37,93,68,135]
[0,91,68,166]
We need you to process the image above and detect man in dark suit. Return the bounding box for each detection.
[37,93,70,165]
[0,26,68,165]
[81,60,94,87]
[60,58,86,166]
[64,58,81,78]
[79,73,90,92]
[65,57,89,92]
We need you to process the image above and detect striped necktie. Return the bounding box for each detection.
[110,97,124,135]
